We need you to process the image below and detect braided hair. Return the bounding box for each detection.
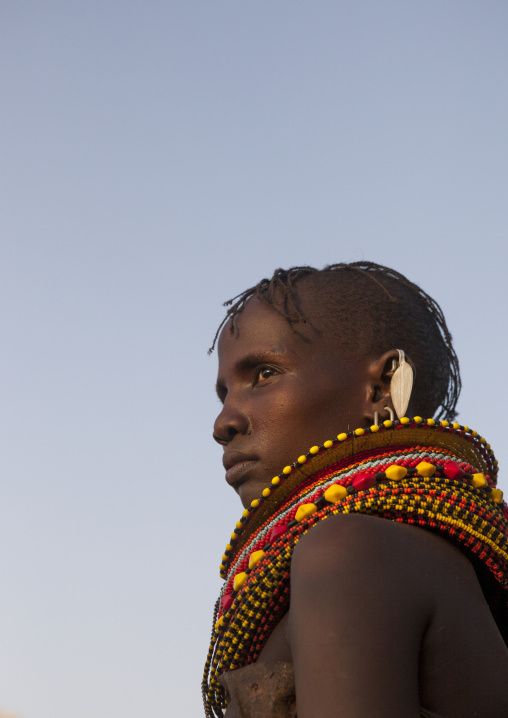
[209,261,461,421]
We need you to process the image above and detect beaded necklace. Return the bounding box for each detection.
[202,418,508,718]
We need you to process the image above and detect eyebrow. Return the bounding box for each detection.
[215,349,288,400]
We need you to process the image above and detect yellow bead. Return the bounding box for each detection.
[262,488,271,497]
[248,550,265,569]
[337,432,348,441]
[354,427,365,436]
[486,443,491,450]
[452,422,460,430]
[463,425,469,432]
[283,465,292,475]
[295,503,318,522]
[427,418,436,426]
[236,521,243,529]
[414,416,423,423]
[491,488,503,504]
[324,484,347,503]
[480,437,486,444]
[416,461,436,477]
[323,440,333,449]
[309,445,320,454]
[370,424,380,432]
[233,572,248,592]
[383,420,392,428]
[441,420,449,427]
[215,616,224,630]
[385,464,408,481]
[472,473,486,488]
[271,476,281,485]
[222,554,228,561]
[297,455,307,464]
[231,532,238,540]
[400,417,410,424]
[242,510,249,518]
[226,544,233,551]
[250,499,260,508]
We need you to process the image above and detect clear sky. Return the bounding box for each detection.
[1,2,507,717]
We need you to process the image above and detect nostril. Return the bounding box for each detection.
[213,427,238,445]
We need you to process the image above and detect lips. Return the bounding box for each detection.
[223,451,258,487]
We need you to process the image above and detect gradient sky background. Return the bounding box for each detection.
[1,2,507,717]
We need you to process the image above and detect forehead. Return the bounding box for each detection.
[217,299,314,363]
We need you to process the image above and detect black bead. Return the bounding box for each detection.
[375,472,386,481]
[347,484,355,494]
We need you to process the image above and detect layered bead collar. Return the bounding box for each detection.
[203,417,507,718]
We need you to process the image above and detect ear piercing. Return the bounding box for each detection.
[374,406,394,426]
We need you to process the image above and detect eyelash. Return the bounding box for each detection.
[217,365,279,404]
[255,366,277,383]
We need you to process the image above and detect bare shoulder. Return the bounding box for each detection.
[287,514,491,718]
[291,512,474,599]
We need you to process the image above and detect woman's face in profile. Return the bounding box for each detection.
[213,298,369,507]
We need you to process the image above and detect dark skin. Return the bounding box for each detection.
[213,298,508,717]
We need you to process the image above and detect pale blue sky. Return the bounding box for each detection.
[1,2,507,717]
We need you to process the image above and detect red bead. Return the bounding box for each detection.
[502,505,508,521]
[443,461,465,481]
[221,590,233,612]
[268,523,288,543]
[352,472,376,491]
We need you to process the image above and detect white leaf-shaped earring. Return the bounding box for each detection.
[391,349,414,420]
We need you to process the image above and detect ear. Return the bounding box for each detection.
[363,350,416,424]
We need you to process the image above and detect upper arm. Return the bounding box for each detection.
[288,514,436,718]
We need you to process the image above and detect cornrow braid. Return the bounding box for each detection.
[208,266,315,353]
[209,261,461,422]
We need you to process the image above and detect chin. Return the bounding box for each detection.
[238,481,264,509]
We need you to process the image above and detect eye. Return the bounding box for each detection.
[256,366,277,383]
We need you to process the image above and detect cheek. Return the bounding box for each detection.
[249,373,364,463]
[288,378,363,442]
[257,393,322,455]
[248,388,304,453]
[249,383,299,424]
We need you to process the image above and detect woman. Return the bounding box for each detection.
[203,262,508,717]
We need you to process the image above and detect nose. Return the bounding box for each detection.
[213,399,250,445]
